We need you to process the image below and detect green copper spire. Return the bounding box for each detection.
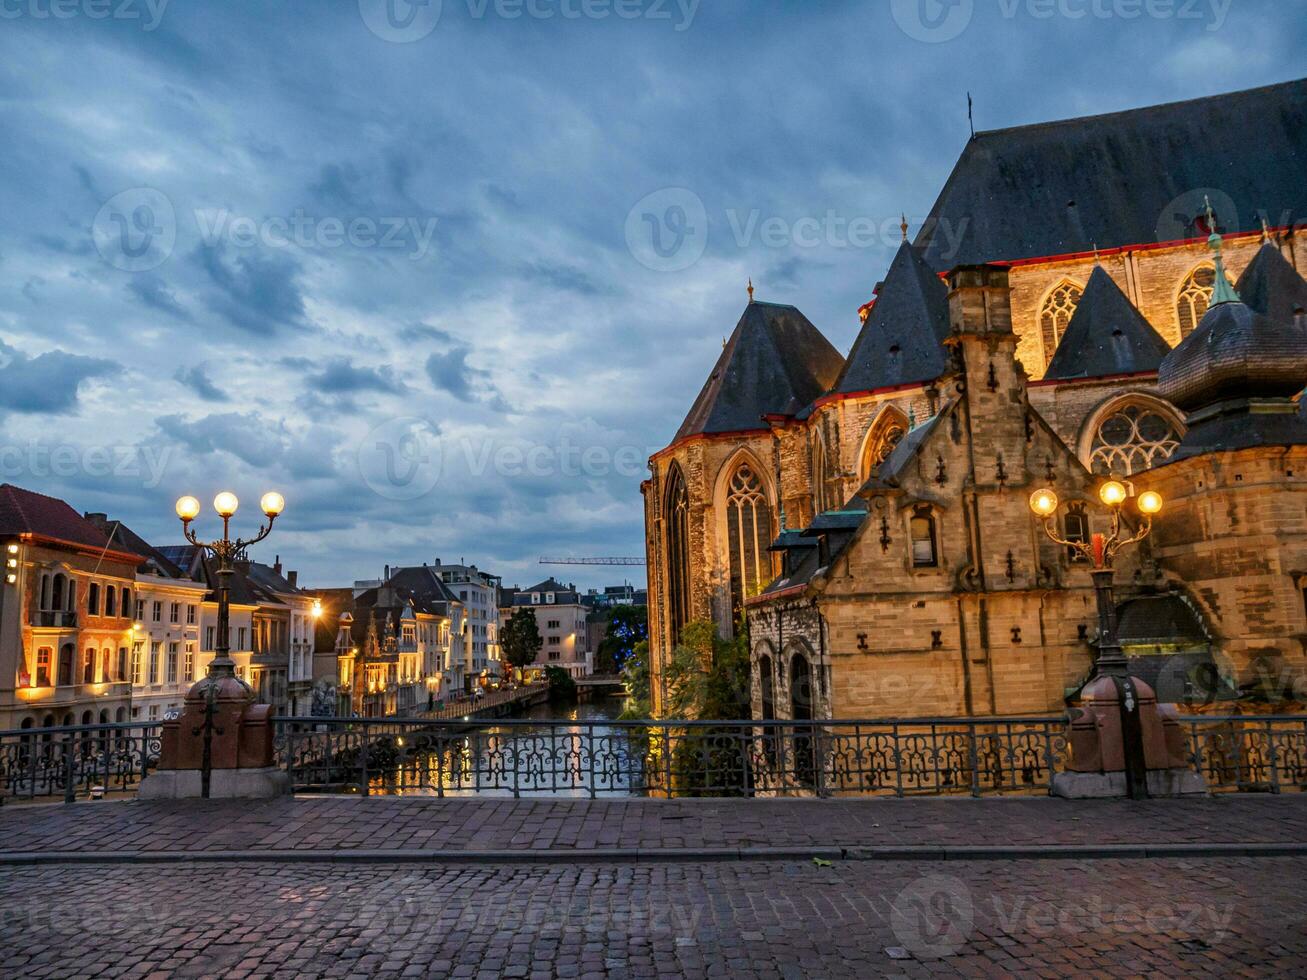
[1205,195,1241,307]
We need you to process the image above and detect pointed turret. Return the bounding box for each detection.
[1234,243,1307,324]
[833,241,951,395]
[1044,266,1171,380]
[674,300,843,441]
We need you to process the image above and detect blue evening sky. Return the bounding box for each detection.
[0,0,1300,591]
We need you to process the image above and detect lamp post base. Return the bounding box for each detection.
[1051,768,1207,799]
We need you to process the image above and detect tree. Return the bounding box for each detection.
[595,604,648,674]
[620,640,651,718]
[544,665,577,701]
[501,608,542,679]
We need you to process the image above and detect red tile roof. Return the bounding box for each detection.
[0,484,141,559]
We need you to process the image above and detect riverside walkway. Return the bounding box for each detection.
[2,796,1305,977]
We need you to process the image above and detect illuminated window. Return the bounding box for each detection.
[910,506,938,567]
[1090,404,1182,475]
[35,648,51,687]
[1039,280,1083,366]
[725,462,774,617]
[1177,264,1215,339]
[664,465,691,641]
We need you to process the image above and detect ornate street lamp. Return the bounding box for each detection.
[1029,480,1163,799]
[176,491,284,679]
[173,490,284,798]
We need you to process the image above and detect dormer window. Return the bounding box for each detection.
[910,506,938,568]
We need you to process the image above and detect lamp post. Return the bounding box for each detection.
[174,490,285,797]
[1029,481,1163,799]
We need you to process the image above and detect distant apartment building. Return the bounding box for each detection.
[509,578,593,679]
[427,559,502,687]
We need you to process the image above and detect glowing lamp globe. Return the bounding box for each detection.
[1029,488,1059,518]
[213,491,239,518]
[175,495,201,522]
[260,491,286,518]
[1099,480,1128,507]
[1137,490,1164,516]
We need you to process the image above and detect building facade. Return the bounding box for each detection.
[643,79,1307,720]
[509,578,593,678]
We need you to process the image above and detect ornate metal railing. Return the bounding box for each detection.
[1177,715,1307,793]
[273,716,1071,799]
[0,722,162,803]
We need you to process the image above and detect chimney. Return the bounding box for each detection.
[274,555,282,575]
[287,570,298,588]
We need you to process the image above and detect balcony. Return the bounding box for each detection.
[32,611,77,629]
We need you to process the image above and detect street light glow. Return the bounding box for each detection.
[1098,480,1128,507]
[1029,488,1059,517]
[175,495,201,521]
[260,491,285,517]
[1137,490,1164,515]
[213,491,239,518]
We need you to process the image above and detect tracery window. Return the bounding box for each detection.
[1039,280,1083,366]
[812,433,830,514]
[1177,265,1215,339]
[1089,404,1182,475]
[860,408,908,481]
[725,462,774,617]
[664,465,691,642]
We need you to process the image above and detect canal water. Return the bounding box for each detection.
[370,694,646,798]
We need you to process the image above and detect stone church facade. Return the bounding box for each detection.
[642,79,1307,720]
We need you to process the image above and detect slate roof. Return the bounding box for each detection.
[516,578,582,604]
[1044,267,1172,380]
[675,301,844,441]
[833,241,952,395]
[916,78,1307,269]
[83,515,184,578]
[0,484,139,557]
[245,561,302,596]
[1234,243,1307,324]
[382,565,462,613]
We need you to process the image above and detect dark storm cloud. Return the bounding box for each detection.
[130,273,191,321]
[308,358,405,395]
[174,365,227,403]
[193,244,308,335]
[0,340,120,413]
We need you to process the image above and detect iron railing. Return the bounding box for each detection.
[0,722,162,803]
[7,714,1307,802]
[1178,715,1307,793]
[273,716,1071,799]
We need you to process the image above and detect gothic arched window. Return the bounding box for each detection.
[1039,280,1083,366]
[1064,503,1089,563]
[860,408,908,481]
[725,462,774,617]
[664,465,691,642]
[1089,403,1182,475]
[812,432,829,515]
[1177,264,1215,339]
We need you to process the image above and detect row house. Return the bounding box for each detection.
[427,558,502,687]
[0,486,140,731]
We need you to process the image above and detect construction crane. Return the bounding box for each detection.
[539,557,646,566]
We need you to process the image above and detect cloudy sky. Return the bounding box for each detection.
[0,0,1300,591]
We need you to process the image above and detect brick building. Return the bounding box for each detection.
[643,79,1307,720]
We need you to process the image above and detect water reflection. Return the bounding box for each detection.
[370,695,645,798]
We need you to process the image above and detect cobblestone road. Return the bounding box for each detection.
[2,857,1304,978]
[3,795,1306,855]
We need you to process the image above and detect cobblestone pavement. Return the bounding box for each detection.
[2,857,1304,978]
[3,795,1307,856]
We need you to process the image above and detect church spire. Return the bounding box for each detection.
[1204,196,1240,307]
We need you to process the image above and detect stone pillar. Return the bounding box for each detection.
[1052,676,1206,798]
[138,675,290,800]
